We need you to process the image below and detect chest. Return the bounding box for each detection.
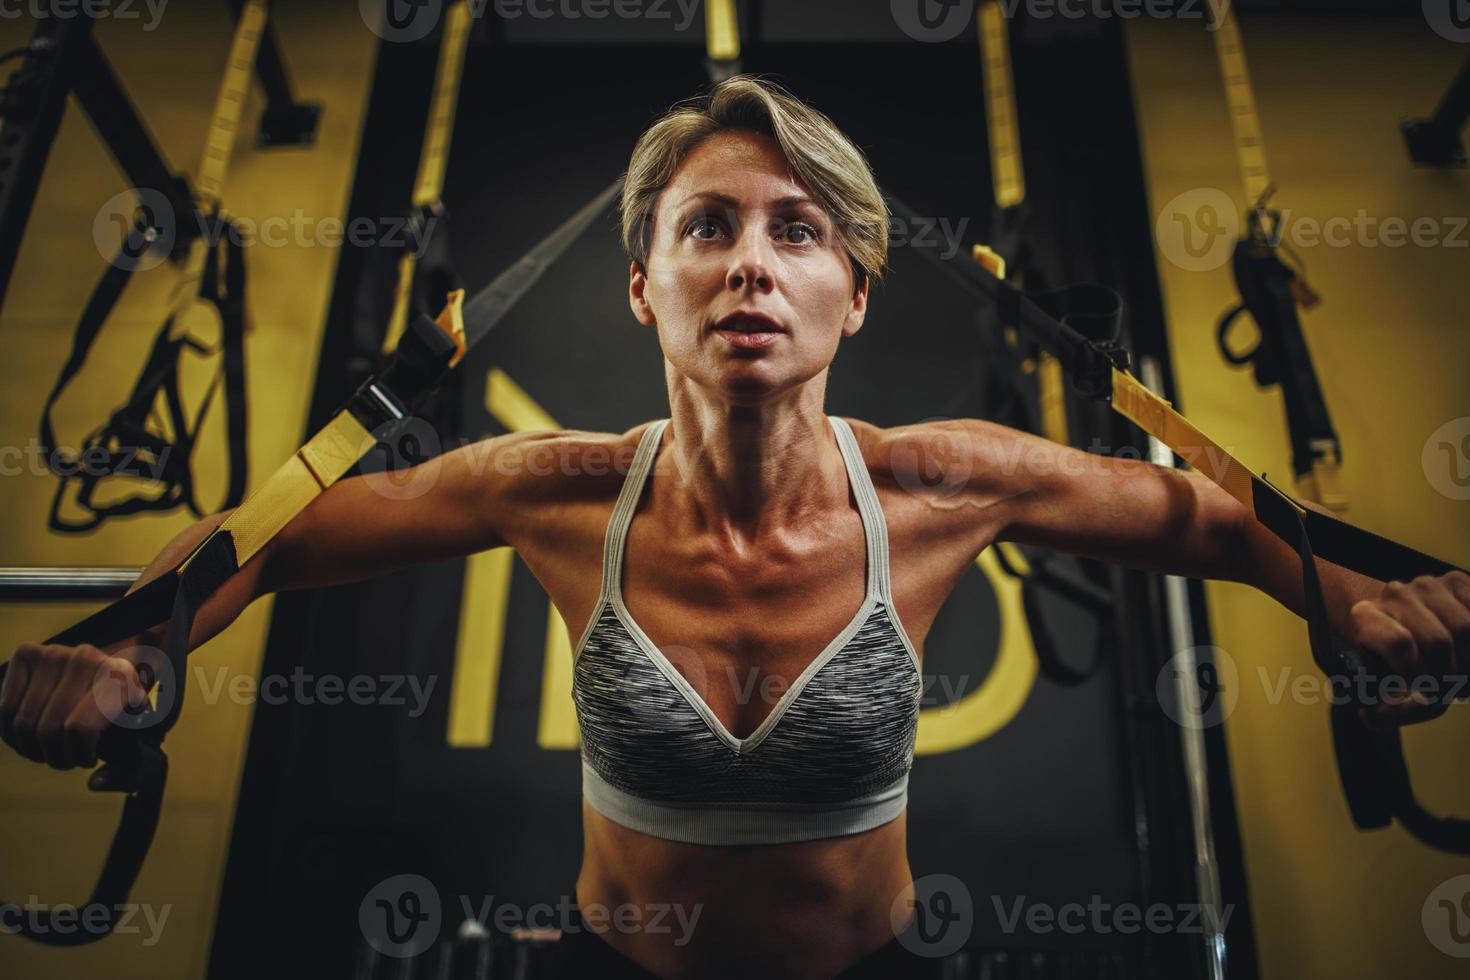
[615,505,880,742]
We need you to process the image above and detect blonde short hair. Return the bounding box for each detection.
[618,74,889,295]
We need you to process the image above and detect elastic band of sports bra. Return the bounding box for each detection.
[581,762,910,846]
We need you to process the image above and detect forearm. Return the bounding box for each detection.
[113,509,273,657]
[1233,499,1384,643]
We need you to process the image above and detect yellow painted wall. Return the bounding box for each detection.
[1128,14,1470,978]
[0,7,375,976]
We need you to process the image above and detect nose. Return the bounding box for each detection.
[725,221,773,295]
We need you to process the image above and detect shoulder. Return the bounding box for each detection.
[833,415,1028,504]
[444,421,658,508]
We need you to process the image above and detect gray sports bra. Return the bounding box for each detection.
[571,416,923,846]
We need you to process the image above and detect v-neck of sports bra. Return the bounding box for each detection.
[604,415,893,755]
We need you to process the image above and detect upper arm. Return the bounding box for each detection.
[940,418,1250,583]
[260,428,575,593]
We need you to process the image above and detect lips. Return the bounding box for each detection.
[713,311,785,333]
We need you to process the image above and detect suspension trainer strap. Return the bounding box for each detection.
[380,0,472,355]
[40,0,266,533]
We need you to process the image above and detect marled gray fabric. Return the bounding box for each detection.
[571,416,923,845]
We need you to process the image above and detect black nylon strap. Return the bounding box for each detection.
[40,215,249,533]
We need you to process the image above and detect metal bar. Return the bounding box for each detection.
[1140,355,1229,980]
[0,567,142,602]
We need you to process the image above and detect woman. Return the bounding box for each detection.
[3,75,1465,980]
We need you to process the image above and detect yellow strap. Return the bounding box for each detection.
[382,0,474,355]
[1110,366,1261,513]
[705,0,740,62]
[1036,353,1067,445]
[207,410,376,571]
[411,0,473,209]
[194,0,268,209]
[190,289,464,574]
[157,0,267,323]
[978,0,1024,209]
[972,243,1006,279]
[1210,0,1271,206]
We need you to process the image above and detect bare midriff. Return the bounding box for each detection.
[575,801,916,980]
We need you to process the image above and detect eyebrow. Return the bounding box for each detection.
[675,191,821,212]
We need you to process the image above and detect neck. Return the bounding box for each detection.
[661,386,845,543]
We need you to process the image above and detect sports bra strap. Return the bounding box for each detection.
[828,415,893,603]
[598,419,670,602]
[597,416,895,605]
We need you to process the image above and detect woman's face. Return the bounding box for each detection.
[629,130,869,407]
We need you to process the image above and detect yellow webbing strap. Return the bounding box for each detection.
[382,0,474,354]
[189,291,466,573]
[977,0,1024,210]
[159,0,267,318]
[976,5,1068,444]
[1110,366,1259,512]
[705,0,740,62]
[1210,0,1272,207]
[195,0,268,209]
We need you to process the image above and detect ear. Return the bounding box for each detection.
[841,273,870,338]
[629,260,656,327]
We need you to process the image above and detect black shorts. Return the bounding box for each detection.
[545,903,943,980]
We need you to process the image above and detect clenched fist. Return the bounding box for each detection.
[0,643,154,774]
[1347,571,1470,730]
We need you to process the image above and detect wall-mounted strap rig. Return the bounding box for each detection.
[40,211,249,533]
[0,177,620,946]
[0,0,319,311]
[1209,4,1343,512]
[1214,188,1342,511]
[378,0,473,358]
[18,0,316,533]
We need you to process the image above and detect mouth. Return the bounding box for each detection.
[712,311,786,351]
[714,311,786,333]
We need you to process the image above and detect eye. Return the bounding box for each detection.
[776,220,820,245]
[686,215,725,240]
